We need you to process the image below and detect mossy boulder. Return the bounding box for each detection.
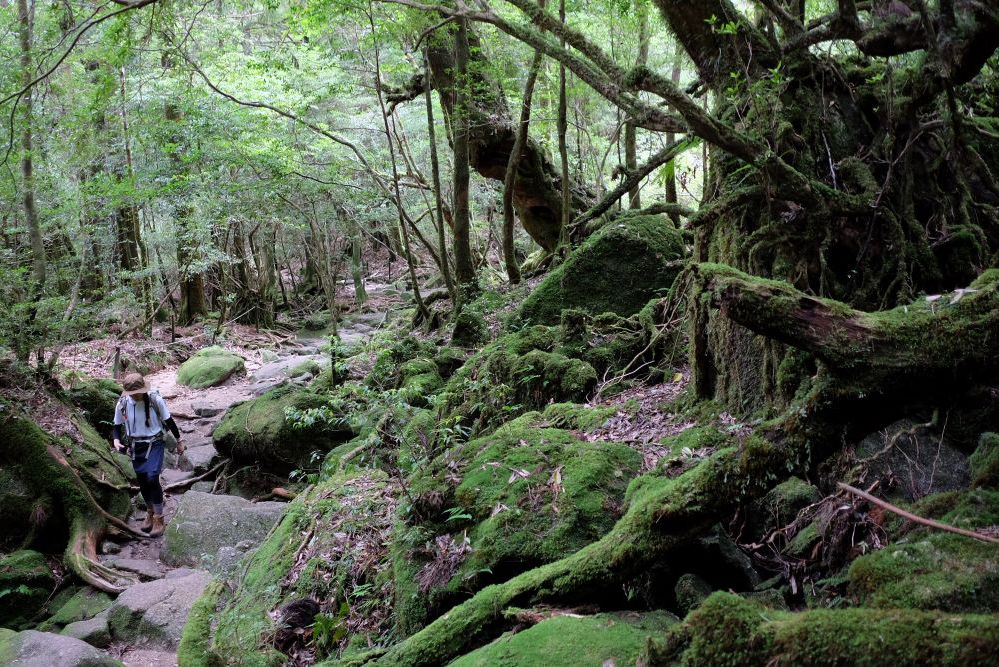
[654,591,999,665]
[177,346,245,388]
[453,611,677,667]
[398,359,444,407]
[745,476,822,542]
[213,385,355,474]
[517,213,685,324]
[37,587,112,631]
[287,359,321,379]
[194,472,396,665]
[970,432,999,488]
[847,488,999,612]
[65,377,123,439]
[395,413,642,634]
[0,550,54,629]
[451,310,489,347]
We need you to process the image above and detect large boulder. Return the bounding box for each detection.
[212,384,354,474]
[37,586,112,632]
[107,569,211,649]
[177,346,245,388]
[0,629,122,666]
[160,491,286,567]
[517,213,685,324]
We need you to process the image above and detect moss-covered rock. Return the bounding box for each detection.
[65,377,123,439]
[287,359,321,379]
[177,347,245,388]
[395,413,642,635]
[518,214,685,324]
[37,586,112,631]
[0,550,54,630]
[451,310,489,348]
[213,385,355,474]
[398,359,444,407]
[970,432,999,488]
[653,591,999,666]
[453,611,677,667]
[0,629,123,666]
[745,476,822,542]
[847,488,999,612]
[198,472,396,665]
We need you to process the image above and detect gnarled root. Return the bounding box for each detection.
[65,516,138,593]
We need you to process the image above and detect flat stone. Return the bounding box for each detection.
[160,469,191,487]
[177,444,219,474]
[160,492,285,567]
[61,611,111,648]
[190,481,215,493]
[105,557,168,581]
[0,629,122,666]
[121,648,178,667]
[192,405,223,418]
[107,570,211,649]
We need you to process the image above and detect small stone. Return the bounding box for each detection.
[61,611,111,648]
[101,540,122,555]
[193,405,223,418]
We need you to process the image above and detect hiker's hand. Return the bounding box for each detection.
[113,439,125,453]
[176,440,185,455]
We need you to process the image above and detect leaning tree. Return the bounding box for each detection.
[357,1,999,663]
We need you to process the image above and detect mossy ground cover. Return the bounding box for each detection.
[394,413,642,634]
[452,611,677,667]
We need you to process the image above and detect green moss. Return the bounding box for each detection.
[212,385,355,474]
[288,360,321,378]
[847,488,999,612]
[970,433,999,488]
[37,587,112,630]
[452,612,677,667]
[177,580,224,667]
[518,214,686,324]
[660,592,999,666]
[675,573,713,615]
[177,347,245,388]
[65,377,123,439]
[433,347,466,379]
[540,402,617,432]
[395,413,641,635]
[0,550,53,629]
[206,473,395,664]
[451,311,489,348]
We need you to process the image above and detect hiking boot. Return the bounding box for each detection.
[140,509,154,533]
[147,514,166,538]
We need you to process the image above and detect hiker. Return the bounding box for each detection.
[111,372,184,538]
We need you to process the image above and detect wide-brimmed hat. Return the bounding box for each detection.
[121,372,151,397]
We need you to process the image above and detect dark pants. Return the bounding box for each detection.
[132,438,165,509]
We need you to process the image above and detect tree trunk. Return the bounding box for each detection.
[424,48,456,299]
[451,18,477,288]
[625,4,650,210]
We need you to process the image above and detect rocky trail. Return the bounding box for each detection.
[1,310,392,667]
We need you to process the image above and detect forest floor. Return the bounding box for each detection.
[47,282,409,666]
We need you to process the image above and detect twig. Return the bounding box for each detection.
[837,482,999,545]
[162,459,229,492]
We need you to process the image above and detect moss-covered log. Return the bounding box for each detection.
[695,264,999,390]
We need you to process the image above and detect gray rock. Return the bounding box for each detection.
[160,468,191,487]
[190,481,214,493]
[107,570,211,649]
[101,541,122,555]
[120,649,178,667]
[0,629,122,666]
[192,405,223,418]
[160,491,285,567]
[105,557,168,581]
[177,444,218,474]
[61,611,111,648]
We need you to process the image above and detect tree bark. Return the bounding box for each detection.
[424,48,456,299]
[625,5,650,210]
[451,18,477,287]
